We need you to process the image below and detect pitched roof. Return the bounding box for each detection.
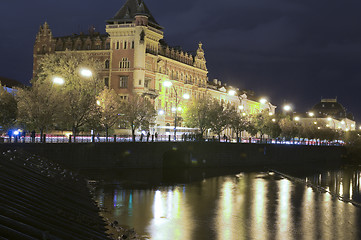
[0,76,25,88]
[107,0,162,29]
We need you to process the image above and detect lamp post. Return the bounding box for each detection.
[163,80,189,141]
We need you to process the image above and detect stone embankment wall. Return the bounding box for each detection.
[0,142,346,170]
[0,149,109,239]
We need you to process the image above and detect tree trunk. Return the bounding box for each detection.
[105,125,109,142]
[72,126,77,143]
[131,126,135,142]
[236,132,239,143]
[40,128,44,143]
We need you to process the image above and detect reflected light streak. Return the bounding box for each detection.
[277,179,292,240]
[339,182,344,196]
[216,180,234,240]
[302,187,315,240]
[153,190,165,219]
[252,178,268,240]
[149,188,191,240]
[350,180,353,199]
[128,191,133,216]
[167,190,173,219]
[321,189,332,239]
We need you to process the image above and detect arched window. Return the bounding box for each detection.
[105,60,110,69]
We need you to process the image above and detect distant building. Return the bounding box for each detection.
[297,98,356,131]
[32,0,276,136]
[0,76,24,94]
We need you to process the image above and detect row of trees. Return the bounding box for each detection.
[0,53,156,142]
[0,52,357,144]
[182,95,347,143]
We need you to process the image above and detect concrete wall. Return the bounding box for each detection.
[0,142,346,170]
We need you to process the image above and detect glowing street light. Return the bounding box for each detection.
[308,112,314,117]
[294,116,300,121]
[283,105,292,112]
[183,93,190,100]
[228,90,236,96]
[158,110,165,115]
[52,77,65,85]
[260,98,267,104]
[80,68,93,78]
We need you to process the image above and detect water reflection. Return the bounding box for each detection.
[94,169,361,239]
[303,168,361,205]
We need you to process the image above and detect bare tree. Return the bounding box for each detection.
[32,52,103,139]
[182,95,212,138]
[16,82,60,142]
[0,85,17,134]
[120,95,156,142]
[97,87,122,141]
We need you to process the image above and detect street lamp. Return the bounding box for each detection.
[283,104,292,112]
[163,80,189,141]
[228,90,236,96]
[294,116,300,121]
[260,98,267,104]
[80,68,93,78]
[52,77,65,85]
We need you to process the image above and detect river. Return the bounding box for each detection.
[91,165,361,239]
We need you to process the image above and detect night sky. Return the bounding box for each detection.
[1,0,361,122]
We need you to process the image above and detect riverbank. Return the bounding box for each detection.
[0,149,110,239]
[0,142,347,170]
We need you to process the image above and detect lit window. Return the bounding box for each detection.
[120,58,130,68]
[119,76,128,88]
[145,79,150,88]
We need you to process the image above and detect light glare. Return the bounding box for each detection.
[80,68,93,77]
[53,77,65,85]
[183,93,190,99]
[260,98,267,104]
[163,81,172,87]
[228,90,236,96]
[283,105,291,112]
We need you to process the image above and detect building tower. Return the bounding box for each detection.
[106,0,163,99]
[33,22,55,78]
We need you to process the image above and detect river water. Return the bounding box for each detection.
[92,166,361,240]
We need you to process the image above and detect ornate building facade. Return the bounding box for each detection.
[297,98,356,132]
[33,0,275,136]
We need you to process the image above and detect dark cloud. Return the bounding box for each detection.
[1,0,361,122]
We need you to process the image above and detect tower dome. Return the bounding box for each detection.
[311,99,347,119]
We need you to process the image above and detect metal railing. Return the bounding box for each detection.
[0,134,344,146]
